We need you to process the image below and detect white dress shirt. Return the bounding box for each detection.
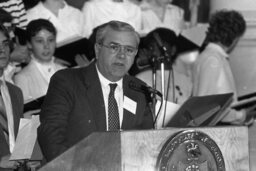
[140,2,184,35]
[14,56,65,102]
[82,0,142,38]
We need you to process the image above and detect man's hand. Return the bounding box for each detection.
[23,109,41,119]
[10,43,30,63]
[0,155,23,169]
[26,160,41,171]
[75,54,90,67]
[244,104,256,126]
[54,58,71,67]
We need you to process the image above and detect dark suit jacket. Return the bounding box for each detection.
[38,62,154,162]
[0,83,24,171]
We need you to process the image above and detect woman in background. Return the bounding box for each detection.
[140,0,185,36]
[136,28,192,105]
[192,10,255,124]
[14,19,65,102]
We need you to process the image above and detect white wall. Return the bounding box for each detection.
[210,0,256,13]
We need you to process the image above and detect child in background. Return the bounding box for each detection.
[14,19,66,102]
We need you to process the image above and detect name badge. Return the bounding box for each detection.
[123,96,137,114]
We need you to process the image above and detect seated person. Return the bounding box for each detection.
[0,8,30,83]
[140,0,185,36]
[0,23,24,171]
[38,20,154,162]
[82,0,142,38]
[26,0,95,67]
[14,19,66,102]
[136,28,193,105]
[26,0,85,45]
[192,10,255,124]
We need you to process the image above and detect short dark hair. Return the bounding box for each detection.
[26,19,57,42]
[143,27,177,49]
[95,20,140,47]
[205,10,246,47]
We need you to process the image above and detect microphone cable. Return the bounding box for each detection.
[153,91,163,127]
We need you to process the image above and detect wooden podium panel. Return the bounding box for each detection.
[39,126,249,171]
[249,121,256,170]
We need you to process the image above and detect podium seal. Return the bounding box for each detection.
[156,130,225,171]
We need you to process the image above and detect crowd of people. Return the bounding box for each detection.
[0,0,255,170]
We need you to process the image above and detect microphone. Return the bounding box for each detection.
[153,32,169,57]
[129,81,162,97]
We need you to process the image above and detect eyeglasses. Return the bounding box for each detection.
[0,40,9,50]
[100,43,137,56]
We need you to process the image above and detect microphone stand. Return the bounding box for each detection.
[151,53,170,128]
[151,57,157,121]
[159,56,166,128]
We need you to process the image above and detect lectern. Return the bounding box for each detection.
[39,126,250,171]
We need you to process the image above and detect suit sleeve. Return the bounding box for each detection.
[133,78,154,129]
[141,101,154,129]
[37,70,74,162]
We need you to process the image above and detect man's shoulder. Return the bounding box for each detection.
[124,74,147,87]
[53,65,93,81]
[54,66,85,76]
[15,62,35,75]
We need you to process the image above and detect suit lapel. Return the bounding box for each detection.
[7,83,22,137]
[81,63,107,131]
[122,76,140,129]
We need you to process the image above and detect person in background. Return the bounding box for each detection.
[139,0,185,36]
[192,10,254,124]
[64,0,87,9]
[14,19,66,103]
[136,28,192,105]
[26,0,85,45]
[0,23,24,171]
[81,0,142,38]
[38,20,154,162]
[0,8,30,83]
[0,0,27,29]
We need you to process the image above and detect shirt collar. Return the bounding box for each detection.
[0,73,6,87]
[94,0,126,3]
[31,54,55,67]
[207,43,229,59]
[95,64,123,89]
[140,1,172,10]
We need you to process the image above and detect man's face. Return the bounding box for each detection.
[0,31,10,69]
[95,29,138,82]
[28,29,56,63]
